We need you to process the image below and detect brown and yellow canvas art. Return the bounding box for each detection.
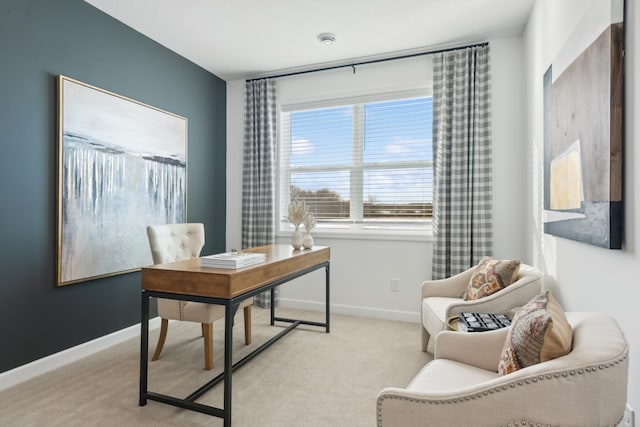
[543,0,624,249]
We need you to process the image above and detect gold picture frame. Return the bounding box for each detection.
[57,75,187,285]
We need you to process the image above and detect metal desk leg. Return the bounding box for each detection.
[325,263,330,333]
[223,301,234,427]
[139,291,149,406]
[270,288,275,326]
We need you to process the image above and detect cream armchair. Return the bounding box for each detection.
[147,223,252,370]
[378,312,629,426]
[421,264,542,352]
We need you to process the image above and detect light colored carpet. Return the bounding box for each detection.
[0,308,431,426]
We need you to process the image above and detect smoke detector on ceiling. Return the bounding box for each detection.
[317,33,337,46]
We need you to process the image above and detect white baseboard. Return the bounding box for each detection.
[0,303,417,392]
[278,298,420,323]
[0,317,161,392]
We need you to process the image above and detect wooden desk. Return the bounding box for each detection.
[139,244,330,427]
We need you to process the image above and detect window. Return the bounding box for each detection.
[279,93,433,236]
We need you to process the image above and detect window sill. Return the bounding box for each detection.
[277,229,433,243]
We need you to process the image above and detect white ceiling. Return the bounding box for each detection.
[84,0,535,81]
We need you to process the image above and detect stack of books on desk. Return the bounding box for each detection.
[200,251,266,269]
[458,312,512,332]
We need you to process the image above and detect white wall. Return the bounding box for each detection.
[226,36,526,322]
[524,0,639,413]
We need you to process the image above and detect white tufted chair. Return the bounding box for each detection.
[146,223,252,370]
[421,264,542,352]
[378,312,629,426]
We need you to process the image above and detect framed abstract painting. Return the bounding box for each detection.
[57,75,187,285]
[543,0,624,249]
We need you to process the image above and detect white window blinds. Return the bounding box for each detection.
[279,94,433,231]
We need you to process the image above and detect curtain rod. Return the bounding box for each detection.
[246,41,488,83]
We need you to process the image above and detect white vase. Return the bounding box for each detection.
[302,232,314,249]
[291,226,303,249]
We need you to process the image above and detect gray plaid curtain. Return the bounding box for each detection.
[431,45,493,280]
[242,79,277,307]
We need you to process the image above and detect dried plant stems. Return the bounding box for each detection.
[286,200,309,227]
[303,212,316,232]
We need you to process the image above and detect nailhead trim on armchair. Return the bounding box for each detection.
[376,352,629,427]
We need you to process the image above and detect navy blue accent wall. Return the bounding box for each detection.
[0,0,227,372]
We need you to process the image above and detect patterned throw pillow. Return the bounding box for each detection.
[497,290,573,376]
[464,257,521,301]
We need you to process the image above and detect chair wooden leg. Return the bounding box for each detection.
[243,305,252,345]
[152,318,169,361]
[203,323,213,370]
[421,326,430,352]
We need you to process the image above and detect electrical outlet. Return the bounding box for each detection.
[622,404,635,427]
[391,279,400,292]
